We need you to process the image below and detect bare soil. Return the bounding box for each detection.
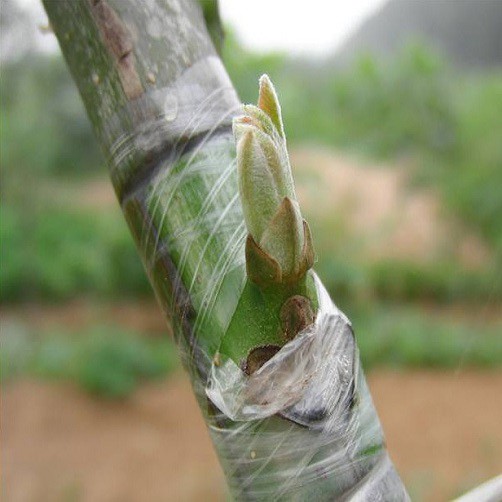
[3,371,501,502]
[292,147,491,268]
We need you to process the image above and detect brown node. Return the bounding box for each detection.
[244,345,281,375]
[280,295,315,342]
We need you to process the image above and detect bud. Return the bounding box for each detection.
[233,75,314,287]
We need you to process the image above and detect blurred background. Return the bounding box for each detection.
[1,0,501,500]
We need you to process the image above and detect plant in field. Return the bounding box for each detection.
[43,1,409,499]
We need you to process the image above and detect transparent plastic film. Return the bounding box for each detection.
[106,58,409,500]
[207,275,356,422]
[206,277,409,501]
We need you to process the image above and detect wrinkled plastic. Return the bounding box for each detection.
[205,276,409,501]
[207,275,355,423]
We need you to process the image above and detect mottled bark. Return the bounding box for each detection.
[43,0,241,376]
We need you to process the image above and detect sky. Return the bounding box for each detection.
[21,0,386,58]
[218,0,387,56]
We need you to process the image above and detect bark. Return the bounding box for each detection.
[43,0,241,377]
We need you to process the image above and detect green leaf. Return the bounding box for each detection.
[260,197,304,279]
[236,129,281,240]
[258,74,285,138]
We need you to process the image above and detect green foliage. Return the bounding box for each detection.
[315,257,502,308]
[0,56,102,176]
[75,329,174,397]
[438,76,502,250]
[1,205,151,302]
[368,260,502,303]
[224,39,456,155]
[0,55,148,303]
[354,305,502,369]
[1,324,178,397]
[326,47,457,157]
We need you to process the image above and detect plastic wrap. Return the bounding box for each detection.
[206,276,408,501]
[107,57,409,500]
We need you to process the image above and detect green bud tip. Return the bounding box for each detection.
[233,75,315,287]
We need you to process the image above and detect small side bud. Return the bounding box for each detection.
[302,220,315,271]
[280,295,315,341]
[244,345,281,375]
